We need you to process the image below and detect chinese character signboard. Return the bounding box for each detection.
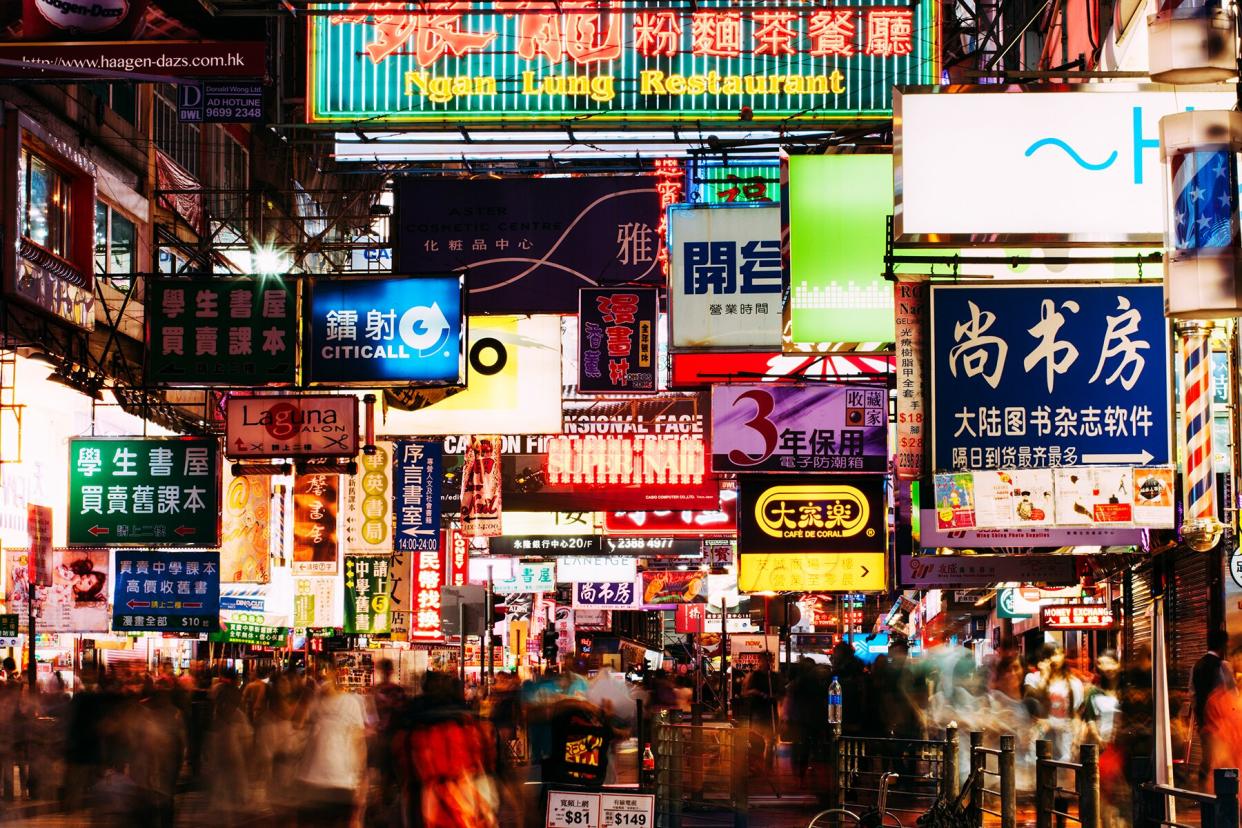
[112,550,220,633]
[220,471,271,583]
[447,529,470,586]
[387,549,413,640]
[146,277,296,386]
[895,281,926,480]
[226,395,358,459]
[898,554,1079,588]
[688,161,780,205]
[213,623,290,647]
[573,580,640,610]
[303,275,465,385]
[605,491,737,535]
[1041,605,1115,630]
[410,548,445,639]
[293,474,340,575]
[489,536,701,556]
[671,352,894,387]
[669,205,782,350]
[294,576,339,628]
[929,284,1172,472]
[344,555,391,634]
[308,0,935,126]
[460,436,502,537]
[578,287,657,393]
[27,504,52,585]
[711,384,887,473]
[394,441,442,550]
[342,444,394,554]
[392,178,661,314]
[493,562,556,594]
[737,475,886,592]
[69,437,221,547]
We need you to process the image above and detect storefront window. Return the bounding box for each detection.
[94,201,136,291]
[23,149,70,258]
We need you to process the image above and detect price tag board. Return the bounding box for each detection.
[600,793,655,827]
[547,792,600,828]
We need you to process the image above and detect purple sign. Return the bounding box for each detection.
[917,510,1144,549]
[572,580,640,611]
[578,287,658,394]
[392,177,661,314]
[711,384,888,473]
[898,554,1079,588]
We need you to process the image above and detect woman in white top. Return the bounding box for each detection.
[296,663,369,827]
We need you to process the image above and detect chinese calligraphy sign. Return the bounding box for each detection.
[344,555,391,634]
[928,284,1172,473]
[578,287,657,393]
[68,437,221,547]
[112,550,220,632]
[293,473,340,574]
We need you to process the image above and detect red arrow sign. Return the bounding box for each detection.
[174,526,196,537]
[182,602,203,609]
[127,600,151,609]
[88,525,109,536]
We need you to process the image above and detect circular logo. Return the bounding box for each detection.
[260,401,301,441]
[470,338,508,376]
[34,0,128,33]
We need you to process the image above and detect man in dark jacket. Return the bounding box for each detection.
[1192,628,1235,783]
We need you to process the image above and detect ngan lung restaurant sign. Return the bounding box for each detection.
[308,0,936,126]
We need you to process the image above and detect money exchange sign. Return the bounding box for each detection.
[929,284,1171,472]
[112,550,220,632]
[69,438,220,547]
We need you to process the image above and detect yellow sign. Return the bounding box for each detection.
[752,484,872,540]
[738,552,886,592]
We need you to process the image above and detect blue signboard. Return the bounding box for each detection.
[929,284,1171,472]
[303,276,465,385]
[112,550,220,633]
[393,441,442,552]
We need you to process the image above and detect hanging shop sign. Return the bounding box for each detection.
[27,504,52,585]
[178,82,264,123]
[556,556,638,583]
[640,570,708,607]
[914,507,1144,549]
[894,86,1237,245]
[573,580,641,610]
[711,384,887,473]
[784,154,894,347]
[294,575,339,628]
[308,0,934,127]
[489,536,701,556]
[147,277,297,386]
[387,548,414,641]
[605,491,736,535]
[343,555,391,635]
[378,315,562,435]
[341,443,393,554]
[41,548,109,632]
[898,554,1079,588]
[460,436,502,537]
[220,471,272,583]
[409,546,445,639]
[671,352,894,386]
[213,623,290,647]
[578,287,658,394]
[675,603,758,634]
[392,178,661,314]
[303,275,465,386]
[737,475,886,592]
[112,550,220,633]
[1040,604,1115,630]
[446,529,470,586]
[929,283,1172,473]
[668,204,783,350]
[493,561,556,594]
[225,395,357,459]
[68,437,221,547]
[393,441,442,551]
[292,473,340,575]
[688,161,780,205]
[895,281,926,480]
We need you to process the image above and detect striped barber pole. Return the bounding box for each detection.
[1181,328,1216,521]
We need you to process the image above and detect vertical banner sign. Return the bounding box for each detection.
[220,471,272,583]
[293,473,340,574]
[411,547,446,639]
[112,550,220,633]
[294,576,339,628]
[447,529,470,587]
[461,436,502,537]
[578,287,658,393]
[68,437,221,547]
[27,504,52,585]
[393,441,442,551]
[895,281,926,480]
[146,276,297,385]
[343,555,391,634]
[343,442,394,553]
[387,549,413,641]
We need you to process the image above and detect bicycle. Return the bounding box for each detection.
[806,771,904,828]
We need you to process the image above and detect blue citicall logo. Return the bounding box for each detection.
[1021,105,1182,185]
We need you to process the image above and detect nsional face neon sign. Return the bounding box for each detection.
[545,435,706,486]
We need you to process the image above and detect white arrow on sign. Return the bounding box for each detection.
[1079,450,1154,464]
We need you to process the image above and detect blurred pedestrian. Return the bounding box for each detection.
[295,662,368,827]
[1193,628,1235,784]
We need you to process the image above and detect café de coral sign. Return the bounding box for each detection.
[307,0,937,126]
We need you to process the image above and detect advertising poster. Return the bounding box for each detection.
[410,548,445,640]
[668,204,783,350]
[220,471,272,583]
[68,437,221,547]
[294,576,339,629]
[578,287,658,393]
[933,473,976,530]
[895,281,926,480]
[393,441,441,551]
[147,277,297,386]
[640,570,708,607]
[303,275,465,386]
[293,473,340,575]
[971,470,1055,529]
[572,580,641,611]
[343,555,391,635]
[5,548,29,606]
[928,283,1171,472]
[1052,467,1176,526]
[42,549,109,632]
[112,550,220,633]
[460,436,502,537]
[342,443,393,554]
[711,384,887,473]
[1132,467,1176,525]
[386,548,414,641]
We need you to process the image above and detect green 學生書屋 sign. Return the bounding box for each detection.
[68,437,221,547]
[308,0,936,127]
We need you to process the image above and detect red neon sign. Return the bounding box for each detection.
[1040,605,1114,630]
[411,548,446,639]
[447,529,470,587]
[605,489,737,535]
[546,435,706,486]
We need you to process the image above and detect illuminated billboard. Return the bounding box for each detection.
[307,0,937,127]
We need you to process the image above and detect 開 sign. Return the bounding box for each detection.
[112,550,220,632]
[68,437,221,547]
[929,283,1171,472]
[578,287,658,393]
[226,395,358,458]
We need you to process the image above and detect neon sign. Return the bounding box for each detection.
[308,0,936,126]
[411,548,445,639]
[545,435,706,486]
[1040,605,1114,630]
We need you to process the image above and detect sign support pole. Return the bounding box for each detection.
[1177,321,1224,550]
[26,591,34,691]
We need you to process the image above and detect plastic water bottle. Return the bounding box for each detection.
[828,676,843,725]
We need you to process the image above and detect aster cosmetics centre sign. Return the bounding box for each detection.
[308,0,936,127]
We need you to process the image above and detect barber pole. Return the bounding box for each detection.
[1178,323,1222,549]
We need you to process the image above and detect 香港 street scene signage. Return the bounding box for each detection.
[929,283,1171,472]
[69,437,221,547]
[578,288,658,394]
[112,550,221,633]
[308,0,936,126]
[1041,604,1115,630]
[711,384,888,473]
[225,395,358,458]
[897,554,1080,588]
